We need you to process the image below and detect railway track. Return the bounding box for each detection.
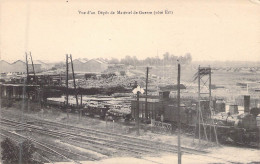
[0,132,58,164]
[0,110,242,164]
[0,115,207,156]
[33,119,206,154]
[3,110,233,164]
[0,127,89,164]
[0,118,169,156]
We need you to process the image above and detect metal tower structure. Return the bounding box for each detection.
[65,54,79,119]
[25,52,37,84]
[194,66,218,144]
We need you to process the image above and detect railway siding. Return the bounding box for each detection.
[0,108,213,164]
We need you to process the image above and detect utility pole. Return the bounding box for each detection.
[133,81,144,136]
[177,63,181,164]
[145,67,149,120]
[209,66,212,142]
[66,54,69,119]
[136,91,140,136]
[81,92,83,117]
[25,53,30,111]
[25,52,29,84]
[70,55,79,119]
[198,66,201,143]
[80,94,83,107]
[29,52,36,84]
[79,87,83,120]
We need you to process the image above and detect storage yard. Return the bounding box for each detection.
[2,0,260,162]
[0,56,260,164]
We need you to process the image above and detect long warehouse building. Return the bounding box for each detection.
[0,60,42,73]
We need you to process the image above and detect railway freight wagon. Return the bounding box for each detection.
[131,98,162,121]
[130,91,228,135]
[106,105,132,121]
[131,91,198,126]
[82,103,110,119]
[131,98,197,125]
[131,91,168,122]
[163,101,197,126]
[46,99,66,108]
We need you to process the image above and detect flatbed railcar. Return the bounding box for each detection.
[45,97,132,120]
[46,99,66,109]
[82,103,109,119]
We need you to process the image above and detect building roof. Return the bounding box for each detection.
[70,58,107,64]
[0,60,11,65]
[1,59,24,64]
[159,84,186,91]
[78,59,88,63]
[12,60,25,64]
[96,58,108,64]
[87,58,108,64]
[70,59,88,64]
[0,60,42,65]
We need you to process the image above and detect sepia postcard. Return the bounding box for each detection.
[0,0,260,163]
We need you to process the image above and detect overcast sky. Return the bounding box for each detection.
[0,0,260,62]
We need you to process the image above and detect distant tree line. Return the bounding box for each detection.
[105,52,192,66]
[51,52,192,69]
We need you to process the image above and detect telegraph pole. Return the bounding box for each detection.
[133,81,144,136]
[79,93,83,119]
[66,54,69,119]
[25,53,30,111]
[145,67,149,120]
[25,52,29,83]
[29,52,36,83]
[209,66,212,142]
[70,55,79,119]
[177,63,181,164]
[198,66,201,143]
[136,91,140,135]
